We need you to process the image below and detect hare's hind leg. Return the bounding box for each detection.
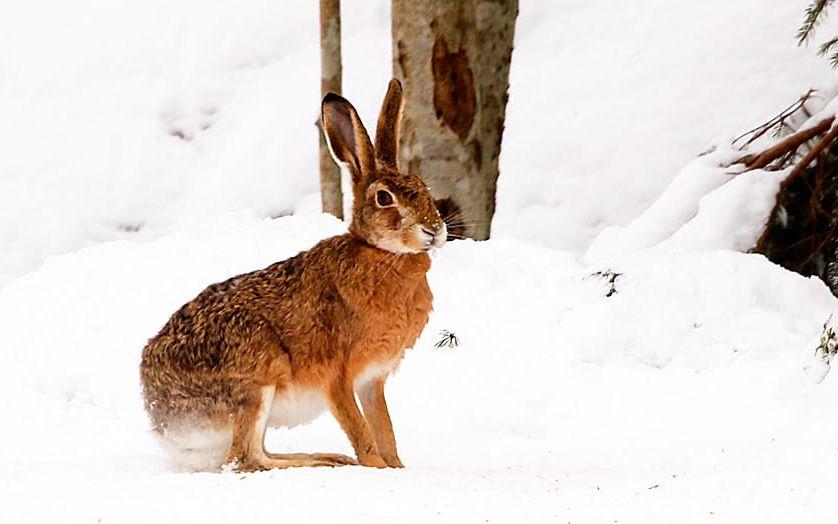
[225,385,348,471]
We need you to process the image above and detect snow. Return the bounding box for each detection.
[3,0,838,282]
[585,147,787,261]
[0,0,391,285]
[493,0,838,250]
[4,0,838,522]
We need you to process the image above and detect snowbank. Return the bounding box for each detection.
[585,147,788,262]
[585,78,838,264]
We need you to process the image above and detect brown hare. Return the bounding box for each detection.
[140,79,446,472]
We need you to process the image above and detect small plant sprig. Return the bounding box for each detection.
[805,315,838,383]
[587,269,622,297]
[434,330,459,349]
[815,314,838,363]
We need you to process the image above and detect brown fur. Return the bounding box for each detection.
[140,79,445,471]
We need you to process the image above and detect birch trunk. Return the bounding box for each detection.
[391,0,518,240]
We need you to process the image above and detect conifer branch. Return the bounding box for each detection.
[818,36,838,66]
[798,0,834,46]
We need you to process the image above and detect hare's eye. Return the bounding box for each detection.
[376,190,394,207]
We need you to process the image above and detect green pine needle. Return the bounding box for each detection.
[798,0,834,46]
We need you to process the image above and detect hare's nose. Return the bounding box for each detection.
[422,223,447,248]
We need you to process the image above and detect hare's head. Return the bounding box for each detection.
[321,79,446,254]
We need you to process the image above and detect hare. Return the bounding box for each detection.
[140,79,446,472]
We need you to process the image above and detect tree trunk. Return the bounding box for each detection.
[319,0,343,219]
[391,0,518,240]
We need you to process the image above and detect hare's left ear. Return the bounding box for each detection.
[374,79,404,169]
[322,92,375,185]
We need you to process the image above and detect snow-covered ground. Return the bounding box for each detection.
[1,211,837,523]
[4,0,838,522]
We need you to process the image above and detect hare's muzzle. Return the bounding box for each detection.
[419,223,447,250]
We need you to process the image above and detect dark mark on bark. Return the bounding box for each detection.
[432,35,476,142]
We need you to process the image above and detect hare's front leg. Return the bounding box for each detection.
[327,378,388,468]
[359,377,403,468]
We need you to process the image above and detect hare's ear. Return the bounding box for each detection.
[374,79,404,169]
[322,93,375,184]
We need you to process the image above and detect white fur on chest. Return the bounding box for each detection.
[353,357,401,391]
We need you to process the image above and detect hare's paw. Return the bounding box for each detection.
[382,454,404,468]
[358,453,388,468]
[310,453,358,466]
[265,452,357,467]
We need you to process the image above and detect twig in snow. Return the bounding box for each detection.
[732,89,818,151]
[434,330,459,349]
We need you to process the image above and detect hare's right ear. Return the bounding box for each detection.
[374,79,404,169]
[321,93,375,185]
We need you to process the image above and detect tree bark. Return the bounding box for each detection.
[319,0,343,219]
[392,0,518,240]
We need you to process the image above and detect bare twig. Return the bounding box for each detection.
[737,117,834,170]
[732,89,817,149]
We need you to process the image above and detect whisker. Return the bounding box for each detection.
[444,222,489,229]
[441,217,489,226]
